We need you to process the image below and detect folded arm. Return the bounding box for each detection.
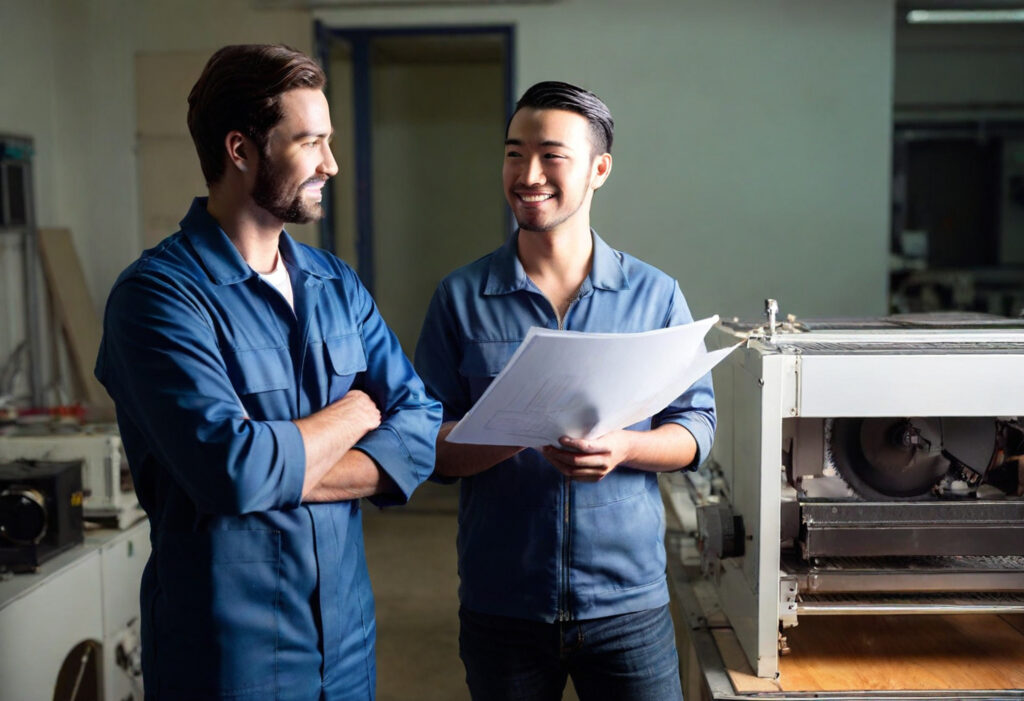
[301,264,442,505]
[295,388,388,500]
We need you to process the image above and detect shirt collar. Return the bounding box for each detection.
[180,197,334,285]
[483,228,630,296]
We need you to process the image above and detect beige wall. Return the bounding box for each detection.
[2,0,895,335]
[371,59,506,353]
[0,0,315,322]
[315,0,895,321]
[135,52,212,250]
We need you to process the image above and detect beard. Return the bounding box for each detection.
[513,191,587,233]
[252,155,325,224]
[511,171,594,234]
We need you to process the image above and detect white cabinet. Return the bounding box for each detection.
[0,520,149,700]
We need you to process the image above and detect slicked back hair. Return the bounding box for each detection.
[509,81,614,156]
[187,44,326,185]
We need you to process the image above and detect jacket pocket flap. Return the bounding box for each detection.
[459,341,520,377]
[325,333,367,376]
[223,346,291,394]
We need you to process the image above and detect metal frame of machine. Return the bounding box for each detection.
[699,310,1024,678]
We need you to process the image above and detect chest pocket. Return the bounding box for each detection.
[325,333,367,402]
[459,341,520,403]
[223,346,291,395]
[222,346,292,422]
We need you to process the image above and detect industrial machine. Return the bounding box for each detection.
[692,303,1024,678]
[0,459,84,572]
[0,427,143,529]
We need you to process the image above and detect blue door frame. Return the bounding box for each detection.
[315,22,516,295]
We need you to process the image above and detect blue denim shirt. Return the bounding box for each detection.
[96,198,441,700]
[415,230,715,623]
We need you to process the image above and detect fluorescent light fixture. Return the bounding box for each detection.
[907,9,1024,23]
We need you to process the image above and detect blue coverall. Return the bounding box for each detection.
[96,198,441,700]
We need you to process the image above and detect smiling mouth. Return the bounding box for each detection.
[517,192,554,203]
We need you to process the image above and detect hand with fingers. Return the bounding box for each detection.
[327,389,382,442]
[541,432,633,482]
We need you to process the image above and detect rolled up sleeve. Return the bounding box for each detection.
[97,276,306,515]
[652,283,717,469]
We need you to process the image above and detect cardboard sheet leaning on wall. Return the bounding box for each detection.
[36,227,115,422]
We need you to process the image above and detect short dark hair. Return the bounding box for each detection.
[509,81,614,155]
[187,44,326,185]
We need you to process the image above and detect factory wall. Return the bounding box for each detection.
[1,0,894,364]
[316,0,896,321]
[0,0,312,401]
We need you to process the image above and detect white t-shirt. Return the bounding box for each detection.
[258,252,295,312]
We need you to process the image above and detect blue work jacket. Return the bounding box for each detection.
[96,198,441,700]
[415,230,715,623]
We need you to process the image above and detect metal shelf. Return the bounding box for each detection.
[0,134,43,407]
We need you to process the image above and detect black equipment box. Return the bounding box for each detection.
[0,460,85,572]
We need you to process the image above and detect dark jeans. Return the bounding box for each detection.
[458,604,684,701]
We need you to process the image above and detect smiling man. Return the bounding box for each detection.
[415,82,716,700]
[96,45,441,700]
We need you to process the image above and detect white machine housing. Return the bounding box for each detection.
[0,428,143,528]
[704,315,1024,678]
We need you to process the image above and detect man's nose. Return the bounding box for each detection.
[320,143,339,177]
[523,156,545,186]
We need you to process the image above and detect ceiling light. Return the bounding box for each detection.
[906,9,1024,23]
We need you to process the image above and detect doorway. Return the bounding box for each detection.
[317,24,514,355]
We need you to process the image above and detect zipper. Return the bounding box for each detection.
[554,293,579,622]
[558,474,572,622]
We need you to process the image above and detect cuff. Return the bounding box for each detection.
[269,419,307,509]
[355,425,419,507]
[659,414,714,470]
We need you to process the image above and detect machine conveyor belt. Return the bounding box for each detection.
[796,592,1024,615]
[783,554,1024,594]
[799,501,1024,558]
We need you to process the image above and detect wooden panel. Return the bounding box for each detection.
[36,228,114,420]
[711,628,782,693]
[778,614,1024,691]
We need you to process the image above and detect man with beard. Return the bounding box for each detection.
[96,44,441,700]
[414,82,715,700]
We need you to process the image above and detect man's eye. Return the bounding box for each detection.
[506,151,521,158]
[544,153,565,160]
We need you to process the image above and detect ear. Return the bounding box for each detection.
[590,152,613,190]
[224,131,254,174]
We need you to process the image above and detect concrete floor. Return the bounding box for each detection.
[363,481,580,701]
